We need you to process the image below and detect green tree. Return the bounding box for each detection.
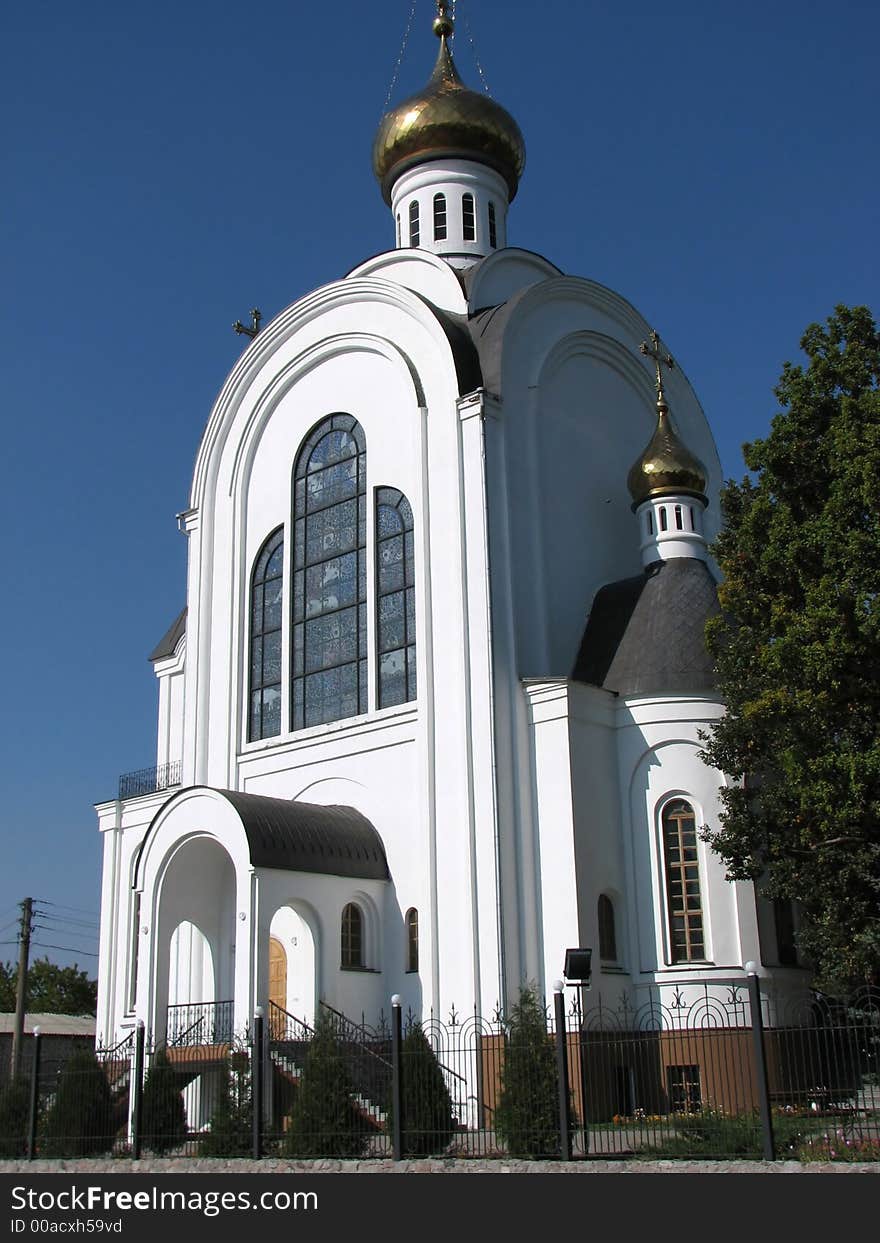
[399,1022,455,1156]
[41,1049,115,1157]
[0,959,97,1016]
[140,1048,187,1155]
[283,1010,369,1158]
[0,1078,31,1158]
[200,1052,252,1157]
[701,304,880,989]
[494,985,560,1158]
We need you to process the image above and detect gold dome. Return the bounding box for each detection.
[372,30,525,206]
[627,399,709,507]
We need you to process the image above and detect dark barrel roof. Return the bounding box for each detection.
[219,790,389,880]
[149,607,187,662]
[572,558,721,697]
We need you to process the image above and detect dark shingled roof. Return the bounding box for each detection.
[149,607,187,662]
[572,558,721,697]
[219,790,390,880]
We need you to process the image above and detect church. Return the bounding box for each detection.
[95,4,803,1055]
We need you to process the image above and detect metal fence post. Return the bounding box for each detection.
[391,995,403,1161]
[553,984,572,1161]
[252,1007,264,1161]
[27,1026,41,1160]
[131,1021,145,1160]
[746,963,775,1160]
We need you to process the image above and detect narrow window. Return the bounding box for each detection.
[341,903,364,969]
[598,894,617,962]
[667,1065,701,1113]
[376,487,416,706]
[405,908,419,973]
[659,506,668,532]
[689,506,695,531]
[674,504,683,530]
[488,200,497,248]
[396,213,401,247]
[462,192,475,241]
[433,193,447,241]
[663,800,705,962]
[248,527,284,740]
[647,511,654,536]
[291,416,367,730]
[409,199,420,247]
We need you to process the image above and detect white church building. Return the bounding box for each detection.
[95,5,803,1054]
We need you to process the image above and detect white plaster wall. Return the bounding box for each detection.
[390,160,509,263]
[154,638,185,771]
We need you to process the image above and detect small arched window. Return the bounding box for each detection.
[291,415,366,730]
[376,488,416,707]
[248,527,284,740]
[662,800,705,962]
[598,894,617,963]
[462,193,475,241]
[396,213,401,247]
[341,903,364,969]
[433,193,447,241]
[405,908,419,973]
[488,201,497,248]
[659,506,668,532]
[409,199,420,247]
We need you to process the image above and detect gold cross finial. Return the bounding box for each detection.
[433,1,454,38]
[233,308,262,340]
[640,329,674,404]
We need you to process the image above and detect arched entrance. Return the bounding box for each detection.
[268,905,317,1028]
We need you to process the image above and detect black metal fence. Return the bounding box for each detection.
[1,981,878,1162]
[117,762,181,800]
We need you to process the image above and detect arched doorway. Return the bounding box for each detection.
[269,936,287,1011]
[268,905,317,1027]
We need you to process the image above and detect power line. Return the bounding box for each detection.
[30,942,99,958]
[34,900,99,919]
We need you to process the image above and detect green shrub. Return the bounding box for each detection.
[200,1053,253,1157]
[140,1048,187,1155]
[0,1078,31,1158]
[283,1010,369,1158]
[41,1051,115,1157]
[494,985,560,1159]
[400,1022,455,1156]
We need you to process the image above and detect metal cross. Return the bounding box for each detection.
[640,328,674,397]
[233,308,262,340]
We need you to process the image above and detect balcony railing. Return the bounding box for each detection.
[166,1000,235,1047]
[118,761,181,800]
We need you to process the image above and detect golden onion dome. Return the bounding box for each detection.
[372,19,525,206]
[627,397,709,507]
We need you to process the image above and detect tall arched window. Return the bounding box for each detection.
[462,192,475,241]
[409,199,420,247]
[598,894,617,963]
[433,193,447,241]
[341,902,363,969]
[662,800,705,962]
[405,908,419,973]
[376,487,416,707]
[291,416,366,730]
[248,527,284,740]
[488,200,497,248]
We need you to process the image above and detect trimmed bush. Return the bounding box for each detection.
[41,1051,115,1157]
[200,1053,253,1157]
[400,1022,455,1156]
[283,1010,369,1158]
[494,985,560,1159]
[140,1048,187,1155]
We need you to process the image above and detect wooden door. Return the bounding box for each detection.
[268,936,287,1019]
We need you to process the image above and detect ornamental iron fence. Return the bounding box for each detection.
[117,762,182,801]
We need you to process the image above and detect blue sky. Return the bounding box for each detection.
[2,0,877,973]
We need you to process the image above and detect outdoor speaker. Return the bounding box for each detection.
[564,947,592,982]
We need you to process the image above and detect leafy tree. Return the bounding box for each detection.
[41,1049,115,1157]
[140,1048,187,1155]
[494,985,560,1158]
[701,305,880,989]
[283,1010,369,1158]
[200,1052,252,1157]
[0,958,97,1016]
[0,1078,31,1158]
[399,1021,455,1156]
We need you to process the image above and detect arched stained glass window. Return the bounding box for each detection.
[249,527,284,740]
[376,487,416,707]
[462,192,476,241]
[409,199,420,247]
[405,908,419,973]
[598,894,617,962]
[662,800,705,962]
[291,415,367,730]
[433,193,447,241]
[341,902,363,969]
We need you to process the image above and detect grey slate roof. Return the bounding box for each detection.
[572,558,721,697]
[0,1014,96,1036]
[149,607,187,662]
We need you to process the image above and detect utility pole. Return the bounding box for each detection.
[10,898,33,1080]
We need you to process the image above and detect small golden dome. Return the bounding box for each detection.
[627,399,708,507]
[372,30,525,206]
